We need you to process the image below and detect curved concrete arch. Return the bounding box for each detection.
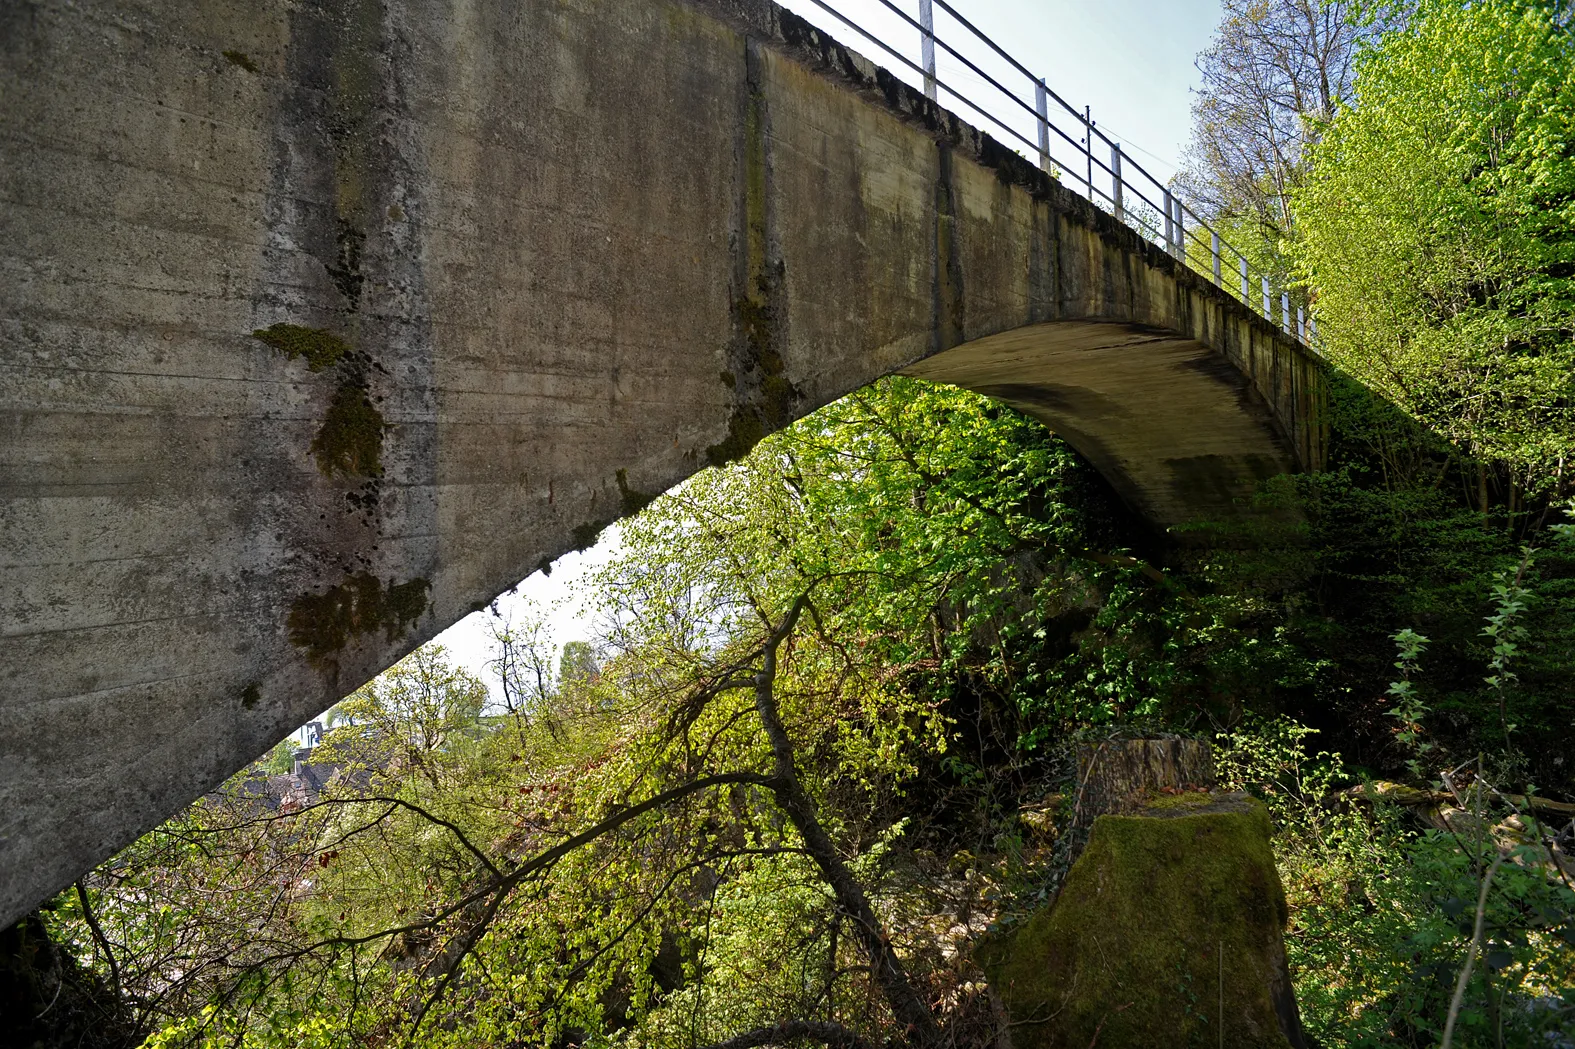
[0,0,1324,921]
[908,321,1308,532]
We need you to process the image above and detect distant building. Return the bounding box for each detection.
[230,719,380,813]
[296,720,324,749]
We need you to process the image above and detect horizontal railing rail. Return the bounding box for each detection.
[793,0,1317,347]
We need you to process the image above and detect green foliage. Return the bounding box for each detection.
[1217,718,1575,1047]
[1268,0,1575,786]
[1292,0,1575,489]
[1386,628,1432,777]
[318,643,487,784]
[1277,445,1575,793]
[557,640,599,693]
[1481,549,1535,747]
[262,739,297,775]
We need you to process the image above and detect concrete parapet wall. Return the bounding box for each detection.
[0,0,1324,923]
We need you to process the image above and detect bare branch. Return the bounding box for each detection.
[74,880,122,1001]
[1440,853,1508,1049]
[201,795,503,881]
[492,772,775,894]
[749,602,940,1046]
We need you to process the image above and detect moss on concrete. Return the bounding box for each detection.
[311,380,385,479]
[287,572,430,665]
[571,520,609,552]
[706,411,767,468]
[706,63,802,470]
[706,296,800,468]
[250,324,387,482]
[221,49,258,74]
[251,323,352,372]
[977,794,1304,1048]
[615,469,655,516]
[737,296,771,353]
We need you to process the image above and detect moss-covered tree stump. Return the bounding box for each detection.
[979,793,1306,1049]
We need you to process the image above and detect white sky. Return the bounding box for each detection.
[427,528,622,713]
[397,0,1225,723]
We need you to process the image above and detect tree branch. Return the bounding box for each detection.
[1440,852,1507,1049]
[493,772,776,895]
[74,880,122,1001]
[749,596,940,1046]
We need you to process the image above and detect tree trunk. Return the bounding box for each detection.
[1074,737,1216,825]
[752,608,940,1047]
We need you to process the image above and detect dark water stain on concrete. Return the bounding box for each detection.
[251,323,352,372]
[312,379,386,479]
[287,572,430,666]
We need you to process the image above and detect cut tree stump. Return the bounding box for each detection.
[1074,737,1215,825]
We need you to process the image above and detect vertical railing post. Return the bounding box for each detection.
[1281,291,1291,333]
[1163,189,1175,254]
[1239,256,1249,303]
[1036,79,1050,173]
[1111,143,1123,222]
[920,0,937,102]
[1084,106,1094,202]
[1262,276,1271,319]
[1297,306,1305,341]
[1173,197,1186,261]
[1211,230,1222,286]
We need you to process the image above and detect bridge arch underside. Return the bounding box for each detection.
[908,322,1300,533]
[0,0,1325,923]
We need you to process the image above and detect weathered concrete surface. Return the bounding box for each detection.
[0,0,1324,924]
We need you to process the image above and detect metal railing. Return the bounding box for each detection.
[795,0,1317,347]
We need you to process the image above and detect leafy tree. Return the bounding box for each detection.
[1178,0,1392,282]
[262,740,297,775]
[557,640,600,694]
[1292,0,1575,503]
[570,377,1115,1044]
[321,643,487,786]
[486,608,561,725]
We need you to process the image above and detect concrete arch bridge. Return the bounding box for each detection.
[0,0,1326,923]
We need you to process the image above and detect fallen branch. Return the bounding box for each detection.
[1337,782,1575,821]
